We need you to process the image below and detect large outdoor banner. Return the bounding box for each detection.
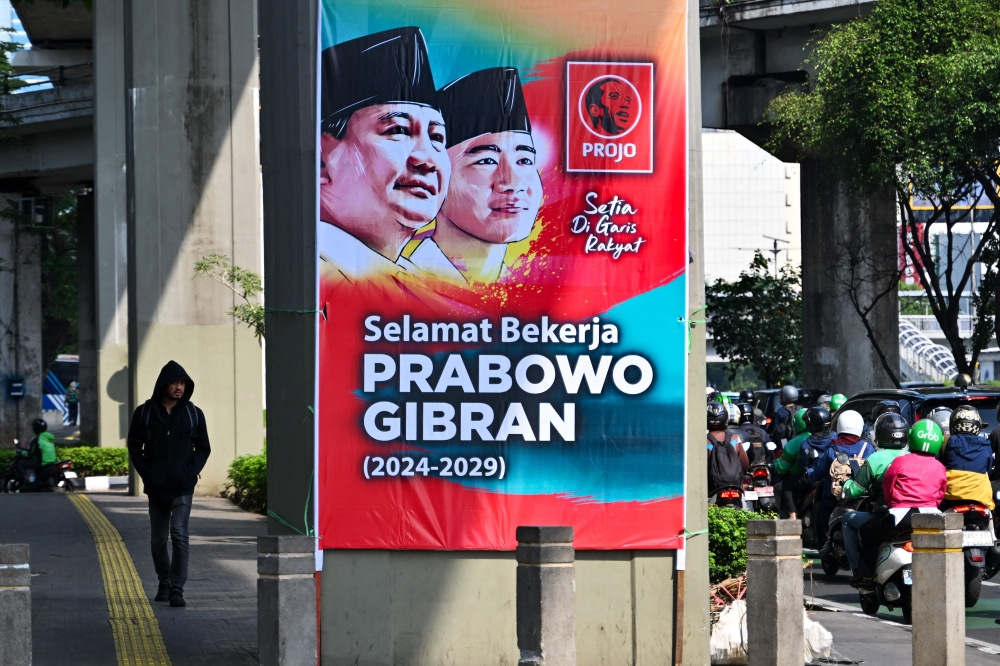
[316,0,689,550]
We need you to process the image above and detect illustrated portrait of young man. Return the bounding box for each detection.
[584,77,635,137]
[407,67,542,285]
[318,27,451,283]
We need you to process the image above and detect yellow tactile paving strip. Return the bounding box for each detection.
[68,493,172,666]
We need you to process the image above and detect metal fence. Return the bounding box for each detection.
[1,62,92,95]
[899,319,959,382]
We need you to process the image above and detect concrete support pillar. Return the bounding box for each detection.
[0,197,43,447]
[800,161,899,395]
[123,0,264,494]
[257,536,317,666]
[911,513,965,666]
[516,526,576,666]
[76,192,98,444]
[93,0,131,450]
[0,543,31,666]
[746,519,803,666]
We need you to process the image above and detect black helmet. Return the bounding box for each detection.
[804,406,831,435]
[707,402,728,430]
[739,390,756,405]
[736,402,754,425]
[874,413,909,449]
[707,390,721,403]
[950,405,982,436]
[955,373,973,389]
[780,385,799,404]
[871,400,901,422]
[31,419,47,434]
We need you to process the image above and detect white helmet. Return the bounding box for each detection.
[837,410,864,437]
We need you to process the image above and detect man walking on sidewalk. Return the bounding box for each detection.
[127,361,211,608]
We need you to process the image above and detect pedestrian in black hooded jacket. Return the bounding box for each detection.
[126,360,210,608]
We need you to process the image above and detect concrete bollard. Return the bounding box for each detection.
[746,519,803,666]
[516,526,576,666]
[0,544,31,666]
[911,512,965,666]
[257,536,317,666]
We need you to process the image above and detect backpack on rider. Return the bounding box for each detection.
[708,432,746,492]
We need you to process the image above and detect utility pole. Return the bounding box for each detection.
[763,236,790,278]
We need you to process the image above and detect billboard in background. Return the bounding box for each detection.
[316,0,689,550]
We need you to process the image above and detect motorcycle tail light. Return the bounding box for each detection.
[720,489,741,499]
[951,504,989,516]
[903,541,914,553]
[972,555,985,562]
[752,469,769,478]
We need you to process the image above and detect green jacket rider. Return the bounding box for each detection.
[775,408,809,476]
[842,413,909,505]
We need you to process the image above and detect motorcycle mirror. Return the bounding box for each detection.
[809,448,820,460]
[766,442,777,451]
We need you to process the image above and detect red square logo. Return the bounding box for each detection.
[566,62,654,173]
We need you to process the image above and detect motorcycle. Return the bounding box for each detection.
[943,502,994,608]
[709,484,746,509]
[3,456,75,493]
[743,463,777,513]
[858,523,914,624]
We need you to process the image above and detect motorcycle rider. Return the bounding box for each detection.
[769,385,801,442]
[830,394,848,412]
[13,419,57,485]
[938,405,995,511]
[927,406,952,442]
[841,413,909,586]
[799,406,834,472]
[862,400,902,443]
[739,389,756,406]
[807,410,872,549]
[707,402,750,493]
[775,408,809,518]
[739,402,772,445]
[856,420,948,588]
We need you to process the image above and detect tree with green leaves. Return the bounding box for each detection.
[769,0,1000,376]
[706,252,802,387]
[194,253,264,342]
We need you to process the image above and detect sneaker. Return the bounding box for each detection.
[169,588,186,607]
[849,576,874,591]
[154,582,170,602]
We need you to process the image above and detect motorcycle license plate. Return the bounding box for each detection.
[743,491,759,501]
[962,531,995,548]
[902,569,912,586]
[756,487,774,497]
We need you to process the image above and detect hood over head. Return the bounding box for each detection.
[152,360,194,403]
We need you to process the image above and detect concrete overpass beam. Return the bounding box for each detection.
[116,0,263,495]
[800,161,900,395]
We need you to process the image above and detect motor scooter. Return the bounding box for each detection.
[943,502,994,608]
[709,484,746,509]
[858,522,914,623]
[3,454,74,493]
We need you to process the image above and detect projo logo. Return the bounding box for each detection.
[566,62,654,173]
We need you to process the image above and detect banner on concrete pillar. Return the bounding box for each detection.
[315,0,689,549]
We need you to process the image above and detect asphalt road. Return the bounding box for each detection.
[803,558,1000,649]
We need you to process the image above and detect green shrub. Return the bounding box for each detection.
[223,447,266,514]
[708,505,776,583]
[0,449,16,471]
[0,446,128,477]
[57,447,130,477]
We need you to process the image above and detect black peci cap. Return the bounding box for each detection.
[437,67,531,148]
[320,27,438,135]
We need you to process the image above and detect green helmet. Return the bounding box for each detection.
[714,394,731,406]
[792,408,808,435]
[908,419,944,455]
[830,394,848,412]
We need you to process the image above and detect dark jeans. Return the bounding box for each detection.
[858,509,913,579]
[814,496,837,550]
[67,402,78,425]
[149,494,192,591]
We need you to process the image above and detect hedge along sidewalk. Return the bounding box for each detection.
[0,446,130,491]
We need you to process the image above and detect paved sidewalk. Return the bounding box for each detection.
[0,491,265,666]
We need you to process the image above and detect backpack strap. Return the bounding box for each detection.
[186,403,199,434]
[857,442,868,458]
[707,433,723,449]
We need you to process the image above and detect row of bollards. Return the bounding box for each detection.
[0,515,970,666]
[748,515,967,666]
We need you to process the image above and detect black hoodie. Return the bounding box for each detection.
[126,361,211,499]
